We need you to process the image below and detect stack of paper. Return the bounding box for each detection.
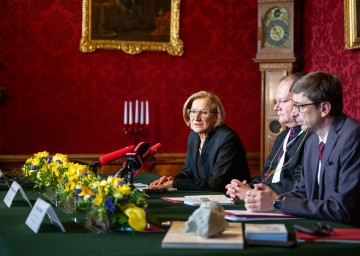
[184,195,234,206]
[245,224,288,242]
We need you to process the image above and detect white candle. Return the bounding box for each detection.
[140,101,144,124]
[145,100,149,125]
[129,101,133,124]
[124,101,128,124]
[135,99,139,124]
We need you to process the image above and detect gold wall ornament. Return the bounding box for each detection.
[80,0,184,56]
[345,0,360,50]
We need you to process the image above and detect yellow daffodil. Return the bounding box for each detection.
[93,192,103,206]
[124,207,147,231]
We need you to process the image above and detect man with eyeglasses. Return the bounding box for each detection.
[226,73,310,201]
[148,91,251,192]
[245,71,360,227]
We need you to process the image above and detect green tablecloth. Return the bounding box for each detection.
[0,173,359,256]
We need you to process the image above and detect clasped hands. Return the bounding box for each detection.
[225,179,280,212]
[147,175,174,189]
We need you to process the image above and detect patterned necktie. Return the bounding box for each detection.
[319,142,325,160]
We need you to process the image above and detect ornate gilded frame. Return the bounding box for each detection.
[80,0,183,55]
[345,0,360,49]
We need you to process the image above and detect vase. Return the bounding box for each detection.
[86,211,110,233]
[43,188,60,207]
[60,196,77,214]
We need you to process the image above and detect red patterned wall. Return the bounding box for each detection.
[302,0,360,118]
[0,0,359,156]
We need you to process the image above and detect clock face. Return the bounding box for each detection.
[265,19,289,47]
[263,7,290,48]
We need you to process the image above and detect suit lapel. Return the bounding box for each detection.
[318,115,345,198]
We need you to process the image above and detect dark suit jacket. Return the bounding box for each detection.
[281,114,360,227]
[173,124,251,192]
[251,126,310,194]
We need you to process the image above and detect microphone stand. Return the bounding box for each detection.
[114,161,139,186]
[88,161,100,174]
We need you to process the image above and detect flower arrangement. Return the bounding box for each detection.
[22,151,148,232]
[85,176,148,232]
[22,151,69,189]
[56,162,100,210]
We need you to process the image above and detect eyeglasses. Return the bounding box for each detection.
[187,109,217,118]
[294,102,321,113]
[273,99,292,106]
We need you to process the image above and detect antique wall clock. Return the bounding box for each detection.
[254,0,303,169]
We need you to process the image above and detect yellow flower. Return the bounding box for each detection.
[114,184,132,197]
[53,153,68,163]
[93,193,103,206]
[35,151,49,158]
[32,158,40,166]
[124,207,147,231]
[78,186,95,197]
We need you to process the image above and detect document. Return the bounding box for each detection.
[225,210,300,221]
[161,197,185,204]
[184,195,234,206]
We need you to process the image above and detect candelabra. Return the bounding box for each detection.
[123,100,149,144]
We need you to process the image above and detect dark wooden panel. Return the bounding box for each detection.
[0,153,260,180]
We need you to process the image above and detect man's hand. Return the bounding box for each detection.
[225,179,251,200]
[244,183,279,212]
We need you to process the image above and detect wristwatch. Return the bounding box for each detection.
[273,196,285,210]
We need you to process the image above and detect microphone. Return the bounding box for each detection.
[149,143,162,158]
[98,145,135,165]
[115,142,161,179]
[116,142,151,178]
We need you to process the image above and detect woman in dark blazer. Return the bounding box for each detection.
[149,91,251,192]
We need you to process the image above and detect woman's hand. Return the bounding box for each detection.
[148,176,174,188]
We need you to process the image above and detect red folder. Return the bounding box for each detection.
[295,228,360,243]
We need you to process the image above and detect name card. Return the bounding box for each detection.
[25,198,66,233]
[3,181,32,207]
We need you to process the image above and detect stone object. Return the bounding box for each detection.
[184,201,228,238]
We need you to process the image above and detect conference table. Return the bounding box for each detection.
[0,173,359,256]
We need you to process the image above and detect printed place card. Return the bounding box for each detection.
[25,198,66,233]
[3,181,32,207]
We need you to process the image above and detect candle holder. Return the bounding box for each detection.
[123,124,149,144]
[123,100,150,145]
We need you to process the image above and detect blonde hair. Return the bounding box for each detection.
[182,91,226,129]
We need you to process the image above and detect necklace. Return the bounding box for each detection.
[262,131,309,183]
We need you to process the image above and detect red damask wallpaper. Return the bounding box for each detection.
[302,0,360,118]
[0,0,359,156]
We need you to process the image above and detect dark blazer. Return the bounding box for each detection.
[173,124,251,192]
[251,126,311,194]
[281,114,360,227]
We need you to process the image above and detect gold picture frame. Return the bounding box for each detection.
[80,0,183,55]
[345,0,360,49]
